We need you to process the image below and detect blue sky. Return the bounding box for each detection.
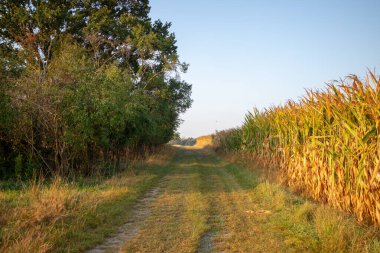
[150,0,380,138]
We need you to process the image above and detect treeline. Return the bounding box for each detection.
[168,133,196,146]
[215,72,380,224]
[0,0,192,178]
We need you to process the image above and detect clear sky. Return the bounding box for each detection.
[150,0,380,138]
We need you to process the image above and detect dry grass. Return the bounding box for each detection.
[121,147,380,252]
[145,145,176,166]
[0,147,175,252]
[122,148,211,252]
[122,169,209,252]
[220,151,380,252]
[3,146,379,252]
[313,204,380,253]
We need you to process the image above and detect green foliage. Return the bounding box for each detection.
[168,134,196,146]
[0,1,192,178]
[14,154,22,180]
[25,155,37,179]
[213,129,242,152]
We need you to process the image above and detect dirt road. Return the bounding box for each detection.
[86,147,366,253]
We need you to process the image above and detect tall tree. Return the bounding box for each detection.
[0,0,182,80]
[0,0,192,177]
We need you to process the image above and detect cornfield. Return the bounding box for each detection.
[228,71,380,224]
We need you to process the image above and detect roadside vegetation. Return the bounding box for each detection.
[115,148,380,252]
[2,143,379,252]
[0,0,192,179]
[213,71,380,225]
[0,1,193,251]
[2,1,380,252]
[168,132,196,146]
[0,147,174,252]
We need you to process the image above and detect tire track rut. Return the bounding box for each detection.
[86,183,164,253]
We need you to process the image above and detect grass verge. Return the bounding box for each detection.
[220,152,380,252]
[0,147,175,253]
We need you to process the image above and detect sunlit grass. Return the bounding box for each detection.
[0,147,175,253]
[2,146,380,252]
[220,151,380,252]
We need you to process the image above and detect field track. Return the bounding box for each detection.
[87,146,347,253]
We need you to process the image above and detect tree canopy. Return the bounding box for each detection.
[0,0,192,178]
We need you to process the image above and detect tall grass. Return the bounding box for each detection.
[218,71,380,224]
[0,147,175,252]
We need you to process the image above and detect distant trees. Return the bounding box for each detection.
[0,0,192,178]
[168,133,196,146]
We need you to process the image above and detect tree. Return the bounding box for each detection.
[0,1,183,79]
[0,1,192,177]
